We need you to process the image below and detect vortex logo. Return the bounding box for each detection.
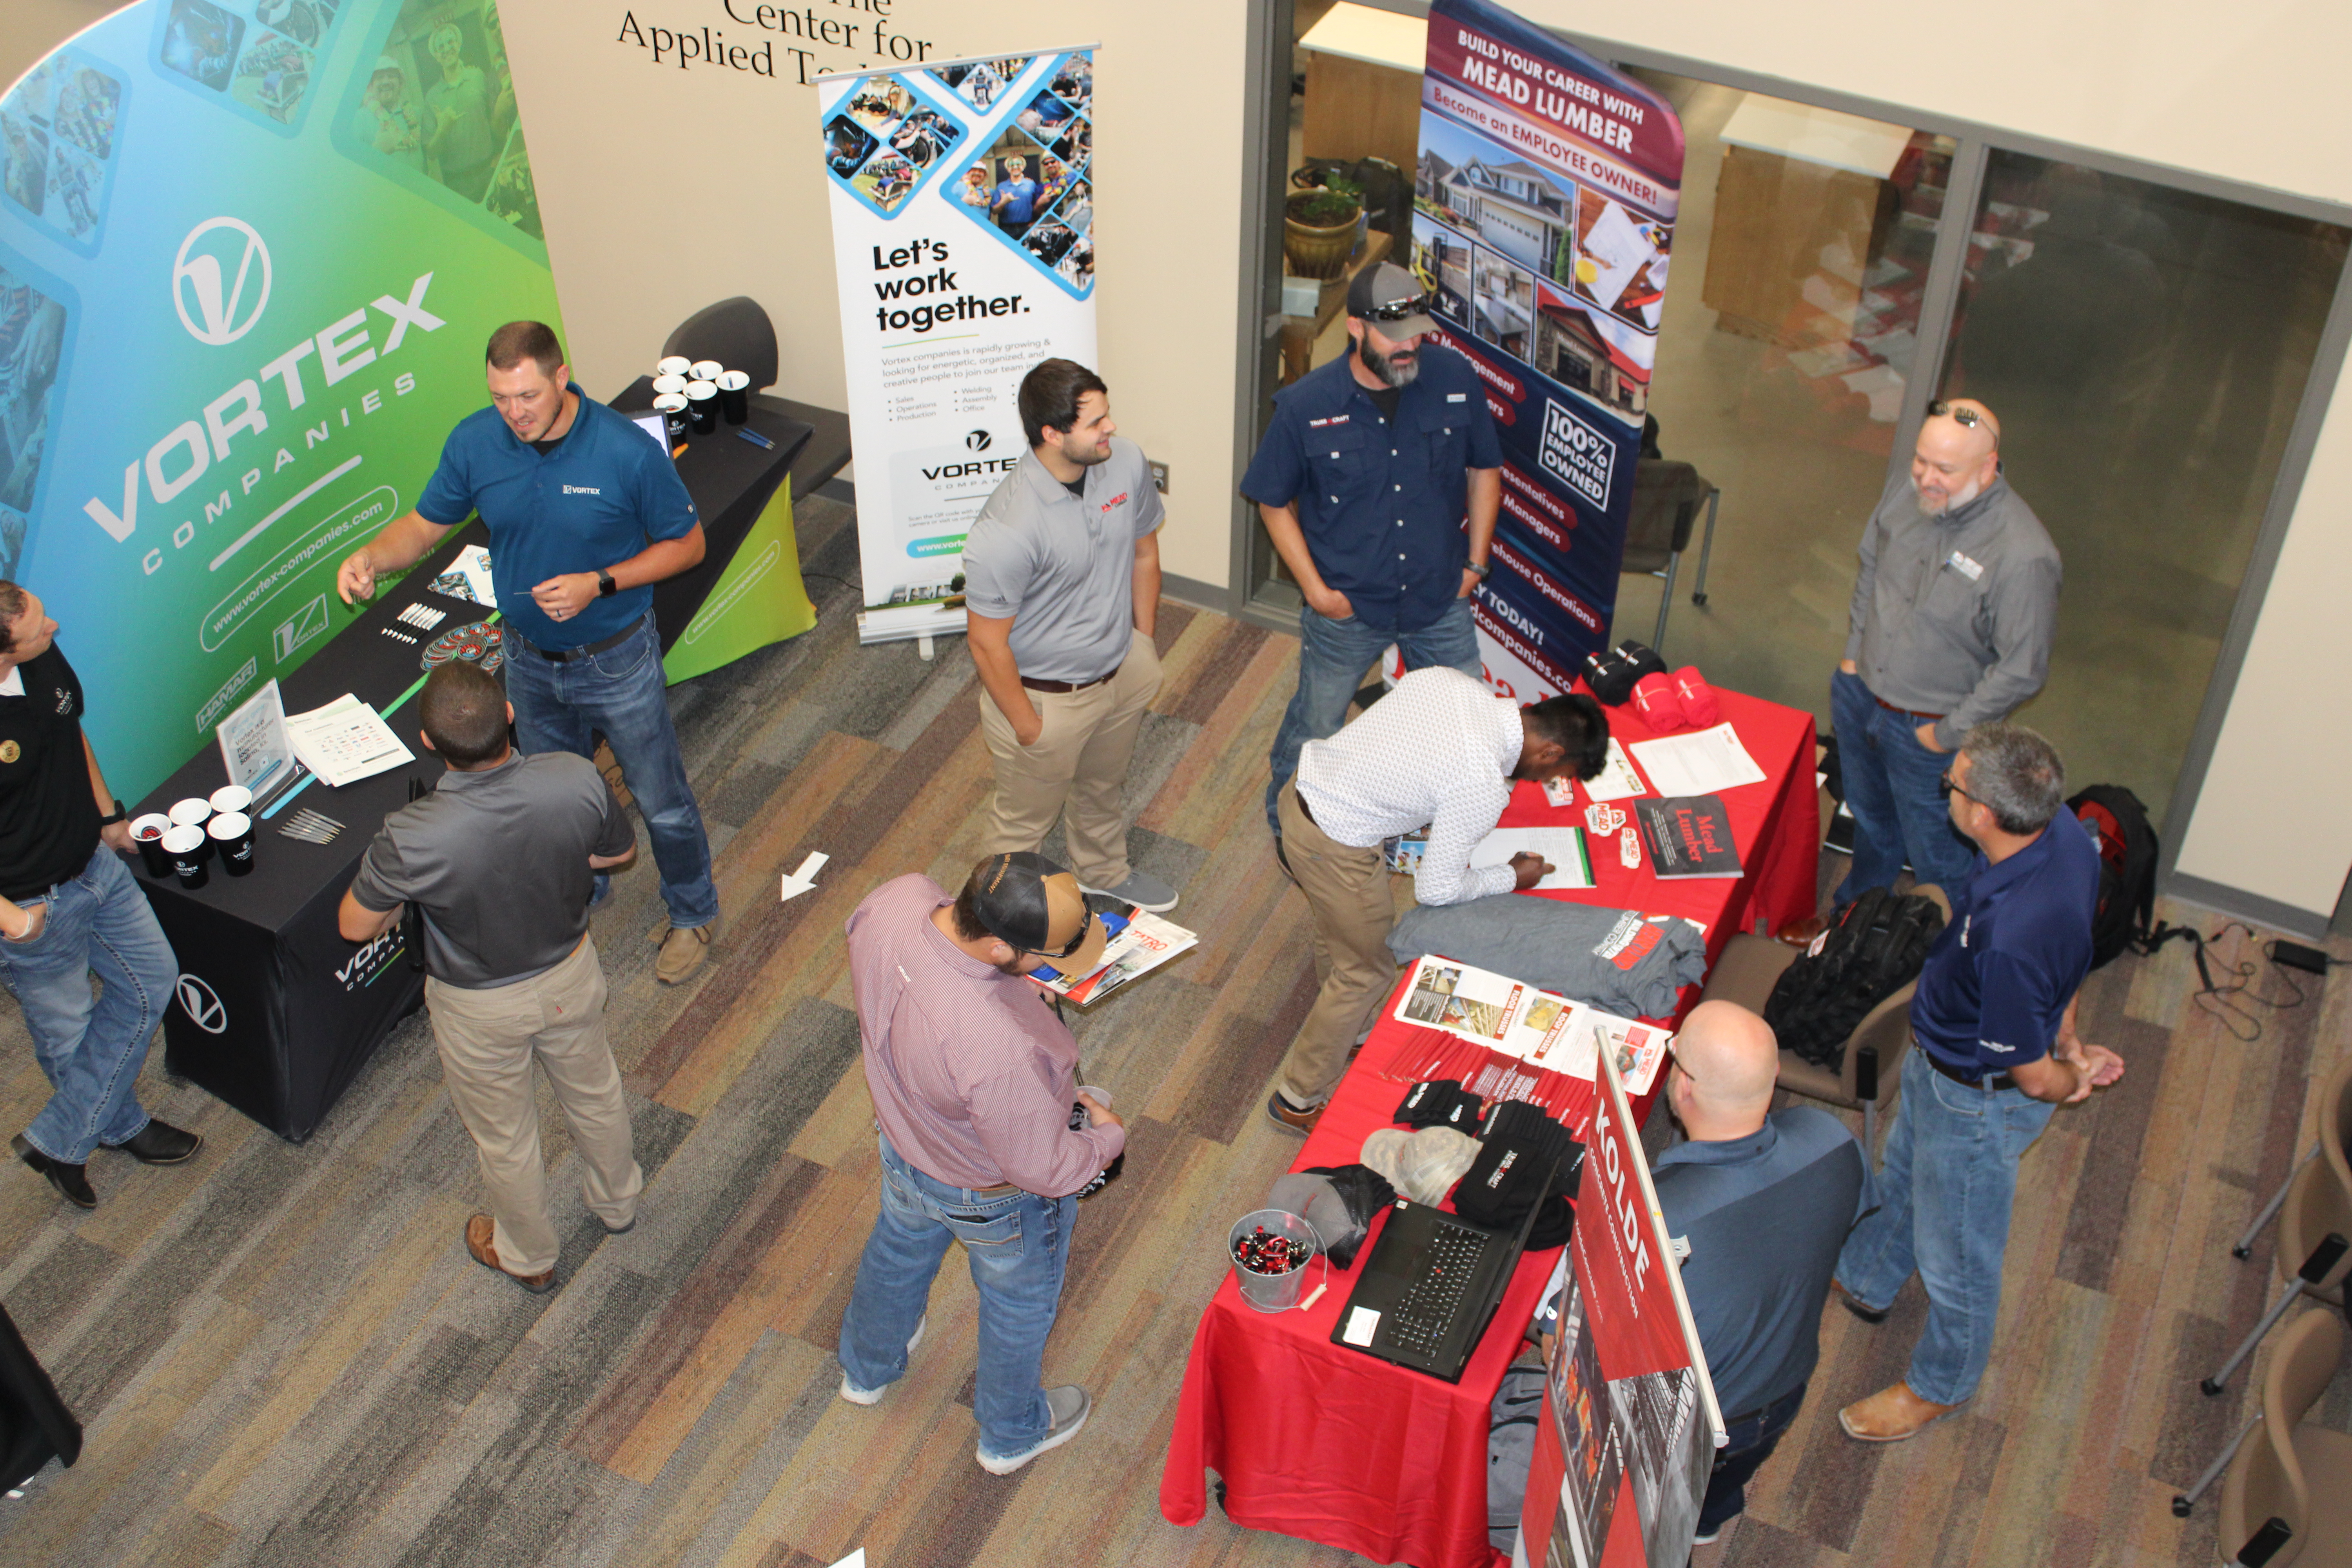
[965,429,993,452]
[173,218,272,346]
[176,974,227,1034]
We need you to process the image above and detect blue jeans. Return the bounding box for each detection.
[840,1133,1076,1460]
[1835,1049,2054,1406]
[504,615,718,930]
[1829,669,1976,904]
[0,844,178,1163]
[1264,594,1481,832]
[1699,1381,1806,1533]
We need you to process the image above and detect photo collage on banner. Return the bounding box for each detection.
[1415,0,1684,699]
[820,50,1097,615]
[0,0,560,802]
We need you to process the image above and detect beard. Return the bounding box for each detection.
[1913,472,1985,517]
[1359,332,1421,389]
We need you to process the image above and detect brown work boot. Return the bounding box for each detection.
[655,922,712,985]
[1775,914,1831,949]
[1265,1092,1324,1137]
[464,1214,555,1294]
[1838,1381,1964,1442]
[593,740,633,808]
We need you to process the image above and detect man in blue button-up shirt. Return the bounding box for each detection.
[1243,263,1503,847]
[335,321,721,984]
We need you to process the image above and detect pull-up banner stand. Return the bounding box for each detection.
[1415,0,1684,700]
[818,47,1099,646]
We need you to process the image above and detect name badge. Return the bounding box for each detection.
[1948,550,1984,582]
[1308,414,1350,428]
[1446,392,1468,403]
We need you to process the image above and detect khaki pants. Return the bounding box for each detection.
[976,628,1162,887]
[1274,778,1398,1107]
[426,936,642,1276]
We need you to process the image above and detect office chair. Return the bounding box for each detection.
[1620,459,1718,656]
[2232,1057,2352,1265]
[2203,1110,2352,1396]
[2210,1306,2352,1564]
[661,296,779,392]
[1696,885,1949,1152]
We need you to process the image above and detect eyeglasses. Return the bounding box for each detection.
[1666,1044,1699,1088]
[1938,770,1985,808]
[1927,401,1998,446]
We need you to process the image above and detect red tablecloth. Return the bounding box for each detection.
[1158,685,1820,1568]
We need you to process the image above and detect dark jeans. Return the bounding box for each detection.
[1698,1381,1807,1534]
[503,615,718,931]
[1829,668,1975,903]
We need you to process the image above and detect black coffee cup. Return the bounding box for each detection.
[685,379,719,434]
[131,813,173,878]
[653,392,689,445]
[717,370,750,425]
[162,824,209,889]
[208,810,255,876]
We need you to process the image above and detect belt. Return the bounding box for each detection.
[520,615,646,662]
[1874,694,1947,722]
[1924,1049,2015,1093]
[969,1181,1018,1196]
[1020,659,1122,695]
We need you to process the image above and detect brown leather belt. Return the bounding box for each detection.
[1020,660,1122,695]
[969,1181,1019,1196]
[1924,1049,2016,1093]
[1875,694,1946,722]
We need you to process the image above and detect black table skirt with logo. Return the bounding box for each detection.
[130,397,810,1141]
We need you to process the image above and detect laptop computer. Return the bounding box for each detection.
[1330,1152,1563,1383]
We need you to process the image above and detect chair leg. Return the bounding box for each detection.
[2233,1145,2318,1260]
[2203,1279,2310,1395]
[1690,489,1721,607]
[1653,550,1680,653]
[2174,1409,2262,1516]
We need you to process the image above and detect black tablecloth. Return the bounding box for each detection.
[131,396,811,1142]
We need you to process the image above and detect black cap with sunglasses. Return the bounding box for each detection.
[966,851,1111,976]
[1347,262,1438,339]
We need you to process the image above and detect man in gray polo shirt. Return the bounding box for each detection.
[338,661,642,1293]
[962,357,1176,913]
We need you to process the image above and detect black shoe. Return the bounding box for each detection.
[102,1118,203,1165]
[13,1134,96,1209]
[1833,1279,1889,1325]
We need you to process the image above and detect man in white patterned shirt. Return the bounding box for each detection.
[1267,667,1610,1133]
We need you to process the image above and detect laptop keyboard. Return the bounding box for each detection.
[1382,1222,1492,1357]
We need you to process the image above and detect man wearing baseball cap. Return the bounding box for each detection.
[837,852,1124,1475]
[1244,261,1504,861]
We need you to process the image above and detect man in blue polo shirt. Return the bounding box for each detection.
[335,321,721,985]
[993,155,1041,238]
[1832,722,2123,1441]
[1243,262,1502,849]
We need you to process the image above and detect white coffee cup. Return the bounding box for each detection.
[209,784,252,815]
[651,374,687,397]
[169,797,214,828]
[656,355,692,377]
[690,359,724,383]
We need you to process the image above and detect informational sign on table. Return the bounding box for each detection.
[817,47,1099,630]
[1521,1048,1722,1567]
[0,0,562,802]
[1413,0,1686,699]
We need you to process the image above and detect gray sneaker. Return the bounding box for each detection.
[1080,871,1178,913]
[838,1315,927,1406]
[976,1385,1092,1474]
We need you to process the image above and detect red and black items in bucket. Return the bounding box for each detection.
[1232,1226,1314,1276]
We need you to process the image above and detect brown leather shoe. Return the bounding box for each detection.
[1838,1381,1963,1442]
[464,1214,556,1293]
[655,922,712,985]
[1775,914,1831,949]
[1265,1093,1324,1137]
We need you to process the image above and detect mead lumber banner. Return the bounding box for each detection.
[1520,1050,1722,1568]
[818,49,1097,613]
[1414,0,1684,699]
[0,0,559,802]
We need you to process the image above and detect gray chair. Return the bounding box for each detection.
[2216,1306,2352,1566]
[1696,884,1949,1152]
[662,296,779,391]
[1620,458,1720,656]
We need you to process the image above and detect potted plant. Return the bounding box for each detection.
[1284,168,1365,280]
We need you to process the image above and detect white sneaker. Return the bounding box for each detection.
[976,1385,1091,1474]
[838,1315,927,1405]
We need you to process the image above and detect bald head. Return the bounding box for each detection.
[1912,398,2000,515]
[1668,1000,1779,1141]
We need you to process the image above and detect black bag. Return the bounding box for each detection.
[1487,1363,1547,1550]
[1764,886,1944,1071]
[2067,785,2160,969]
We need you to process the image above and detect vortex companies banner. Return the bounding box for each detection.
[0,0,558,802]
[818,48,1098,622]
[1414,0,1684,699]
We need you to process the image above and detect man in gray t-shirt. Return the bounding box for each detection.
[338,662,642,1293]
[961,357,1175,912]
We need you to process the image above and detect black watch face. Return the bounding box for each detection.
[599,573,617,596]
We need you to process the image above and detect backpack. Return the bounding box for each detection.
[1488,1363,1547,1550]
[1764,886,1944,1072]
[2067,785,2160,969]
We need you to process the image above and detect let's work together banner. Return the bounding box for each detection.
[0,0,559,801]
[818,49,1098,611]
[1414,0,1685,699]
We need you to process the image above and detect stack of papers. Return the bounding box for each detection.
[1390,955,1671,1095]
[1030,909,1197,1005]
[1627,723,1766,796]
[1471,826,1594,891]
[284,694,413,787]
[1546,739,1648,806]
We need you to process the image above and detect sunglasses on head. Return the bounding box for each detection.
[1362,293,1434,324]
[1928,401,1998,445]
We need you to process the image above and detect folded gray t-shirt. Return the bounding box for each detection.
[1387,895,1708,1020]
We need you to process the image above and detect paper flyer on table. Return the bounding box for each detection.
[284,695,414,788]
[1392,955,1576,1060]
[1523,1004,1673,1097]
[1550,739,1650,805]
[1472,827,1595,891]
[1627,723,1766,796]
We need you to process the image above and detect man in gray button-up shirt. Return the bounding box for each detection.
[1824,399,2060,909]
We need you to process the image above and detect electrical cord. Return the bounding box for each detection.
[2141,921,2308,1042]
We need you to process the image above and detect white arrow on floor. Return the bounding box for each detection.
[780,851,829,902]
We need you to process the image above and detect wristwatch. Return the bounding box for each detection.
[1467,560,1492,578]
[596,568,617,597]
[98,799,126,827]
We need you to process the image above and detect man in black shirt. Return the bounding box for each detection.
[0,583,198,1208]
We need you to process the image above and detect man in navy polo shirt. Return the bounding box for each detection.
[1832,722,2122,1442]
[335,321,720,985]
[1243,262,1501,849]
